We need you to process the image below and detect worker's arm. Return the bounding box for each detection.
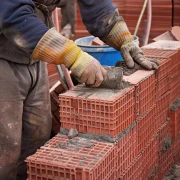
[77,0,159,70]
[0,0,107,87]
[0,0,48,54]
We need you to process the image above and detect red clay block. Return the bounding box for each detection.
[116,124,137,177]
[91,37,106,46]
[49,80,65,94]
[173,149,180,165]
[171,132,180,162]
[59,85,135,137]
[156,58,171,81]
[155,120,171,151]
[155,91,170,129]
[156,76,170,100]
[158,148,173,179]
[137,106,156,153]
[143,49,179,76]
[155,121,173,179]
[143,49,178,59]
[141,138,158,179]
[124,70,156,116]
[26,135,117,180]
[170,72,180,104]
[47,63,57,76]
[118,154,142,180]
[169,99,180,139]
[144,57,172,82]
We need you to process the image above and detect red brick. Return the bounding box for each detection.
[170,72,180,104]
[116,123,137,177]
[155,120,171,151]
[137,106,156,153]
[156,76,170,100]
[172,133,180,162]
[59,85,135,137]
[155,91,170,129]
[124,70,156,116]
[118,154,142,180]
[143,49,179,76]
[26,135,117,180]
[155,121,173,179]
[91,37,106,46]
[158,148,173,179]
[141,138,158,179]
[169,99,180,139]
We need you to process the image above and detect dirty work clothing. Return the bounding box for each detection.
[58,0,76,34]
[0,59,52,180]
[0,0,119,62]
[0,0,57,65]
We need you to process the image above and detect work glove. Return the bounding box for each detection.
[32,28,107,87]
[106,21,159,70]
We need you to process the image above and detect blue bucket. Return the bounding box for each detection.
[75,36,123,66]
[75,35,139,66]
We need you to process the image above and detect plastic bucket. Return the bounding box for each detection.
[75,35,139,66]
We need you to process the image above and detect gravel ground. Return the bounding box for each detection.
[164,164,180,180]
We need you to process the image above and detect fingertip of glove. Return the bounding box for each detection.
[152,64,159,70]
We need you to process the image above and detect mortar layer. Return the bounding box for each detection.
[115,60,146,76]
[60,122,136,143]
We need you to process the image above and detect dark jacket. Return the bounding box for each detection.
[0,0,121,64]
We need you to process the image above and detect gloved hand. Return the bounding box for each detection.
[31,28,107,87]
[78,59,107,87]
[106,21,159,70]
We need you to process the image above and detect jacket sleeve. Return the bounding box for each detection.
[0,0,49,54]
[77,0,123,41]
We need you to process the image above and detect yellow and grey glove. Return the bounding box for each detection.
[106,21,159,70]
[31,28,107,87]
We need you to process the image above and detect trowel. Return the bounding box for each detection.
[57,65,125,90]
[99,66,124,89]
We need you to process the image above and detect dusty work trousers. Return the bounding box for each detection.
[0,59,52,180]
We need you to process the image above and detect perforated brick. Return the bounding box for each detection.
[141,138,158,179]
[155,91,170,129]
[169,98,180,139]
[116,123,137,177]
[137,106,156,153]
[155,121,173,179]
[118,154,142,180]
[26,135,117,180]
[156,76,170,100]
[143,49,179,76]
[59,85,135,137]
[124,70,156,116]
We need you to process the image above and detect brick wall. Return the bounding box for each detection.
[27,43,180,179]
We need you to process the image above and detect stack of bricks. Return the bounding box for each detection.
[26,43,180,179]
[122,0,172,45]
